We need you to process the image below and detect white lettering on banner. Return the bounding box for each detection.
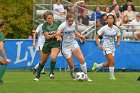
[14,41,36,66]
[27,46,36,66]
[14,41,28,64]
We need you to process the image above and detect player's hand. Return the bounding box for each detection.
[80,35,85,42]
[57,36,62,41]
[5,58,11,63]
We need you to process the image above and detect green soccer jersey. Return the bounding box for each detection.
[42,21,61,44]
[0,32,4,42]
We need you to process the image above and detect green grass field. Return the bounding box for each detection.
[0,72,140,93]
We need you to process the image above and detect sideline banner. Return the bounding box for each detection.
[3,40,140,69]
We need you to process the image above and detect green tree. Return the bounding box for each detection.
[0,0,33,39]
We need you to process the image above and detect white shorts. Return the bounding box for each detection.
[103,50,115,56]
[36,45,43,51]
[62,42,79,59]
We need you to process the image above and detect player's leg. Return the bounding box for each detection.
[0,57,7,84]
[106,52,115,79]
[38,49,46,74]
[72,47,92,81]
[62,48,75,79]
[92,62,109,72]
[33,46,45,74]
[49,48,60,79]
[66,57,75,79]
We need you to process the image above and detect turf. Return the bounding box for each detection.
[0,72,140,93]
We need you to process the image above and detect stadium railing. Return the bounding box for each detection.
[120,24,140,41]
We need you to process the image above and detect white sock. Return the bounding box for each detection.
[41,68,45,73]
[34,63,39,69]
[80,63,87,74]
[97,63,103,68]
[109,67,114,78]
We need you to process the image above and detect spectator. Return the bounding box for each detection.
[100,13,107,26]
[64,3,72,13]
[110,0,122,12]
[90,6,102,21]
[78,10,89,26]
[122,0,135,12]
[120,15,131,40]
[28,31,34,40]
[104,6,111,15]
[130,13,140,33]
[77,0,87,16]
[53,0,66,15]
[111,4,123,26]
[123,5,135,22]
[68,6,76,16]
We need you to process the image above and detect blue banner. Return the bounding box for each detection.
[2,40,140,69]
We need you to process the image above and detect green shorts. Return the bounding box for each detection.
[42,41,60,54]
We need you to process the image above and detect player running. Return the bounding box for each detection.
[0,20,11,84]
[34,11,61,81]
[32,23,45,74]
[56,13,92,81]
[92,14,121,80]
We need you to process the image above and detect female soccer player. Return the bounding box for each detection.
[56,13,92,81]
[92,14,120,80]
[0,20,11,84]
[34,12,61,81]
[32,23,46,74]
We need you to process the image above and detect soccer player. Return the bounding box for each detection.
[92,14,120,80]
[32,23,45,74]
[34,12,61,81]
[0,20,11,84]
[56,13,92,81]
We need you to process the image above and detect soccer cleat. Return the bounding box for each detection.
[110,77,116,80]
[34,77,39,81]
[92,62,97,72]
[41,72,46,74]
[137,76,140,81]
[85,76,92,82]
[49,73,54,79]
[71,74,76,80]
[0,80,4,84]
[32,68,37,74]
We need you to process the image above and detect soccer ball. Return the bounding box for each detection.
[75,72,86,81]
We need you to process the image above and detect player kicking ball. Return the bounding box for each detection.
[56,13,92,81]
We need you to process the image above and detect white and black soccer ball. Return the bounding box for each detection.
[76,72,86,81]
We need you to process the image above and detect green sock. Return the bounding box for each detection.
[36,63,44,78]
[50,61,56,74]
[0,64,7,80]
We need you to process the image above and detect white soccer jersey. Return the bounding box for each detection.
[98,25,121,51]
[58,21,79,58]
[36,24,45,47]
[58,21,77,44]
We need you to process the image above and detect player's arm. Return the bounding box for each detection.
[74,31,85,41]
[44,32,56,39]
[32,30,36,48]
[55,30,63,41]
[117,36,120,46]
[95,34,103,50]
[0,41,11,63]
[116,27,121,46]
